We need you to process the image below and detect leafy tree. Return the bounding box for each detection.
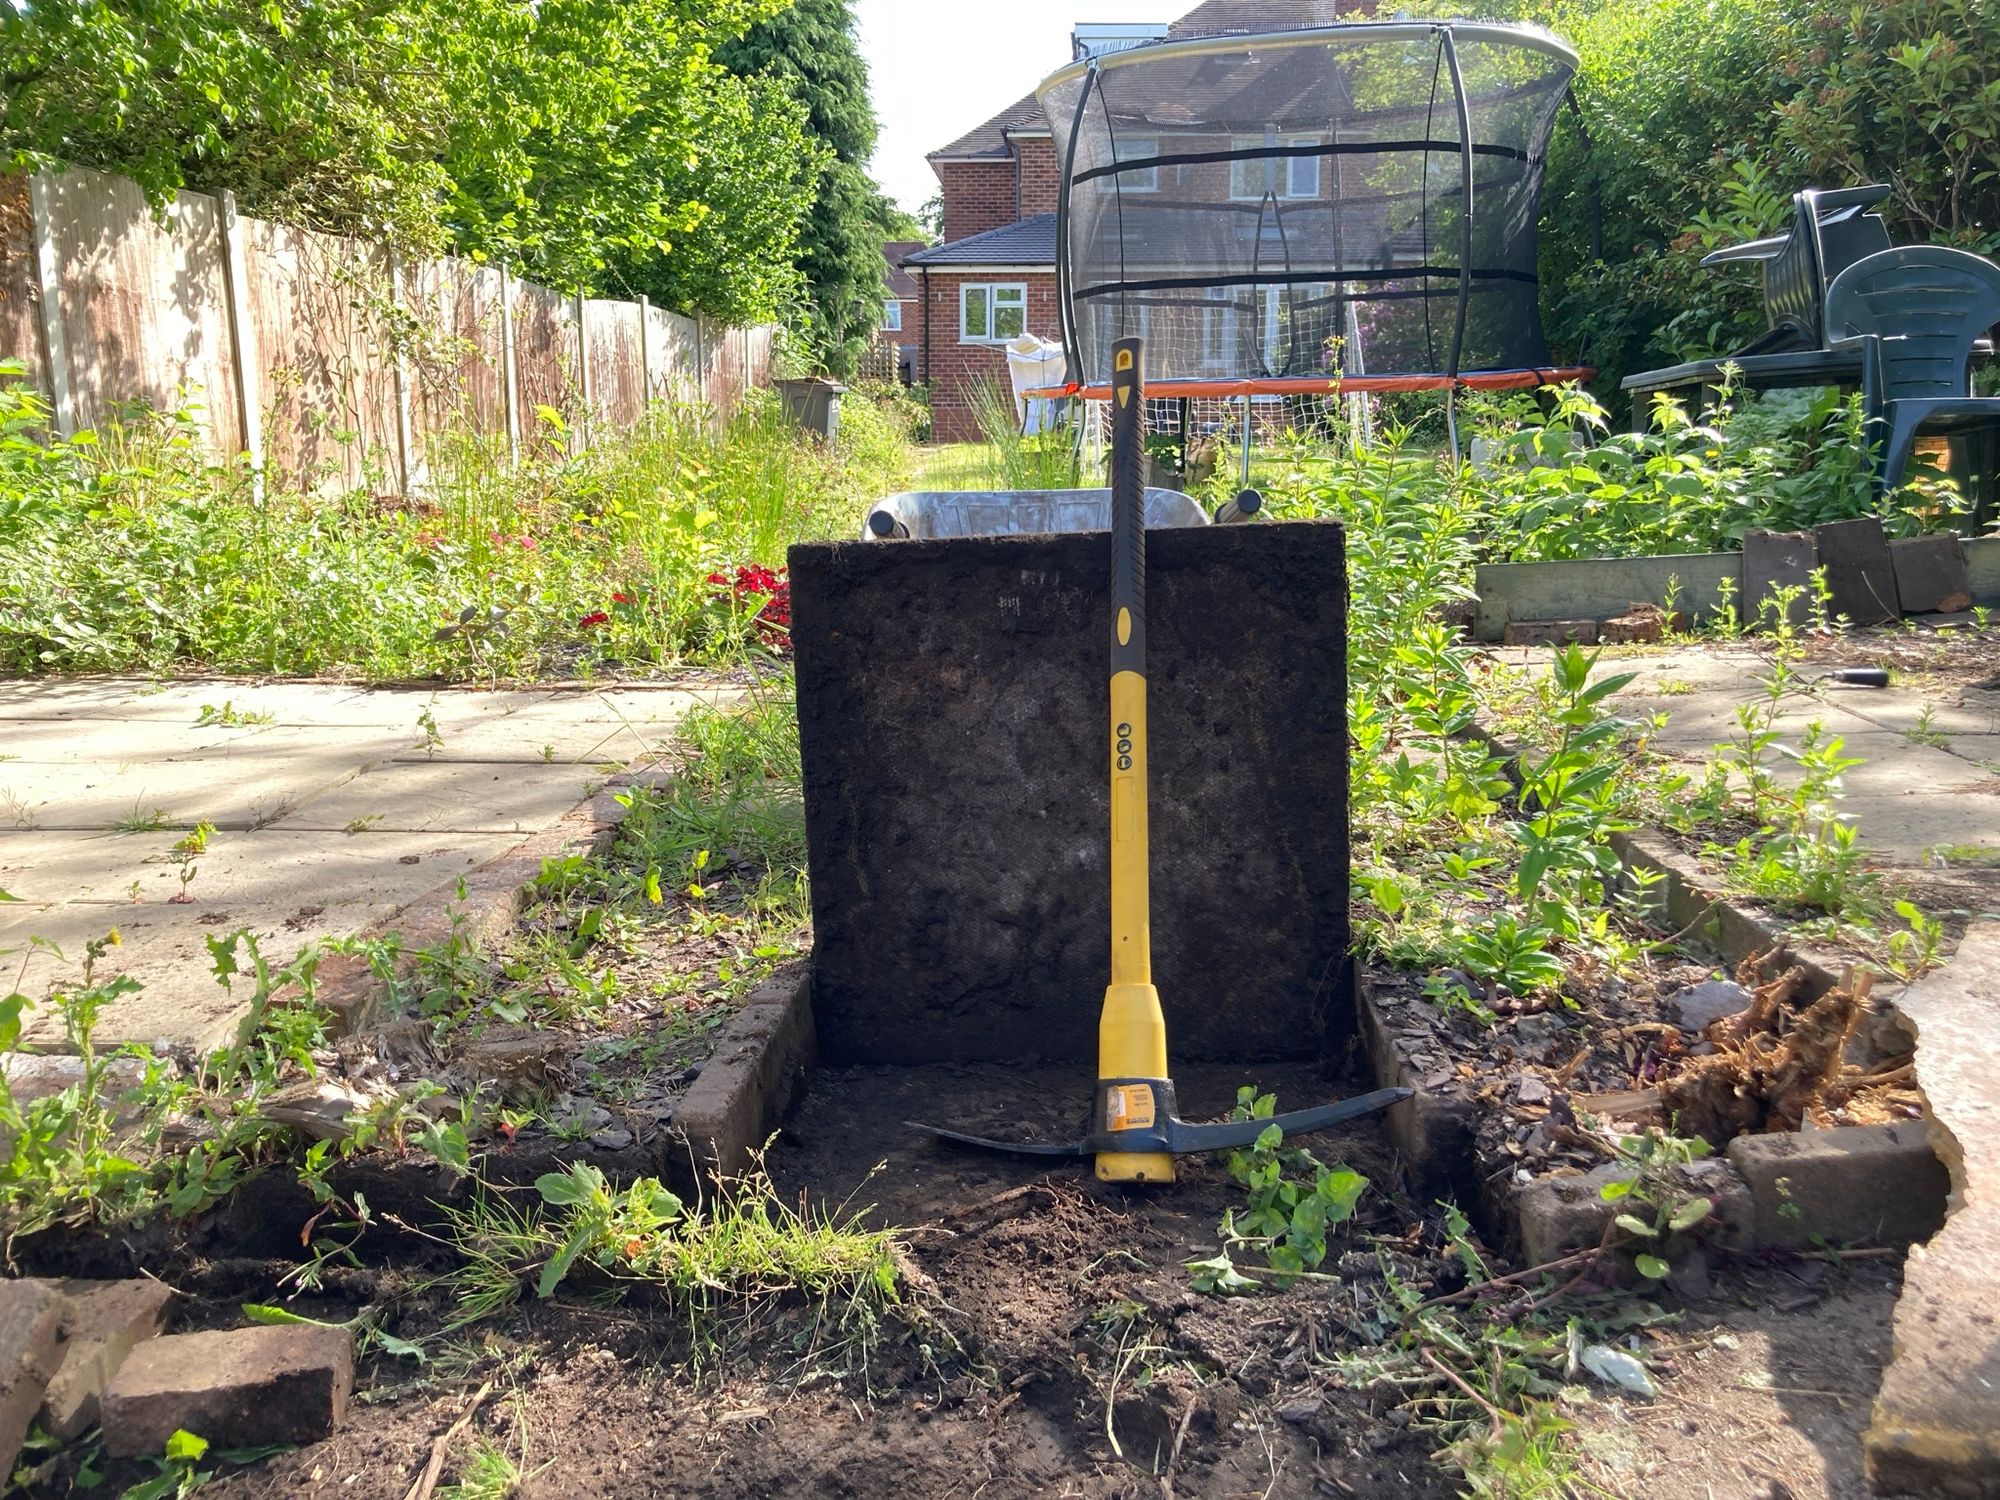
[719,0,891,375]
[0,0,821,321]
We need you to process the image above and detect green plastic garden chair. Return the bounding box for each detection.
[1823,245,2000,495]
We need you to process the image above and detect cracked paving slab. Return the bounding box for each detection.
[0,679,722,1051]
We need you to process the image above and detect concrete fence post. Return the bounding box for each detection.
[26,172,76,439]
[636,293,652,428]
[498,264,521,467]
[387,248,419,495]
[573,289,590,455]
[217,190,264,499]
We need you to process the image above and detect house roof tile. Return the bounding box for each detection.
[883,240,926,297]
[902,214,1057,268]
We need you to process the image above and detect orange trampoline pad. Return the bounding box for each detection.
[1025,368,1596,400]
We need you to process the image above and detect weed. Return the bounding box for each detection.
[416,703,445,759]
[1653,678,1695,696]
[195,702,275,728]
[420,1157,910,1369]
[1905,704,1951,748]
[1189,1089,1371,1292]
[166,821,215,904]
[111,801,172,833]
[117,1428,215,1500]
[0,378,912,681]
[1883,900,1947,979]
[343,813,385,835]
[439,1437,525,1500]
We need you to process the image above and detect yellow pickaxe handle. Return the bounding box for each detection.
[1097,336,1173,1184]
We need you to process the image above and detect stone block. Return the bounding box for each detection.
[1890,534,1971,617]
[670,965,816,1192]
[1599,606,1666,645]
[792,521,1352,1066]
[1867,1204,2000,1496]
[1727,1123,1947,1249]
[1867,924,2000,1493]
[0,1280,65,1481]
[1813,516,1899,624]
[39,1279,175,1440]
[1742,529,1817,628]
[101,1324,352,1458]
[1502,619,1600,647]
[1515,1160,1754,1267]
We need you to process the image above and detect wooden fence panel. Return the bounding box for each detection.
[650,306,700,404]
[510,279,579,459]
[0,167,774,485]
[584,298,642,432]
[241,217,400,492]
[44,167,242,454]
[0,177,48,399]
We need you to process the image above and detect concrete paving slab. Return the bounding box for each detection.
[1820,689,2000,738]
[1866,924,2000,1495]
[0,678,717,1049]
[0,749,370,834]
[2,900,399,1051]
[0,718,254,763]
[271,760,607,835]
[91,828,517,908]
[0,832,160,905]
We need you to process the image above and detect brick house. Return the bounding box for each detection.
[905,0,1372,441]
[872,239,925,384]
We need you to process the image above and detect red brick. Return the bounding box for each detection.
[39,1279,175,1440]
[0,1281,64,1481]
[102,1324,353,1458]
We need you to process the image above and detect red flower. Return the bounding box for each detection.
[611,592,634,605]
[578,611,610,629]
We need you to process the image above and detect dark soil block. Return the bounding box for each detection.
[790,519,1351,1066]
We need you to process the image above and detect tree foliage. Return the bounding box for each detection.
[719,0,890,376]
[0,0,823,321]
[1405,0,2000,393]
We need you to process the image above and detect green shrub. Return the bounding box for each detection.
[0,367,913,679]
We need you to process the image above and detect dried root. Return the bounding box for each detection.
[1658,951,1876,1146]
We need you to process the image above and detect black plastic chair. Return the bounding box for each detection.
[1702,185,1893,355]
[1823,245,2000,494]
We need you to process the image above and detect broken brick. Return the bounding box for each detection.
[101,1324,353,1458]
[38,1279,175,1440]
[0,1280,65,1481]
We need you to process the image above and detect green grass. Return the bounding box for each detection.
[0,369,917,682]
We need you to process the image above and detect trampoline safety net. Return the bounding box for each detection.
[1037,22,1579,392]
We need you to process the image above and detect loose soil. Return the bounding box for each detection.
[21,1054,1915,1500]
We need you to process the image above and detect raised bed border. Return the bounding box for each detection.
[1363,725,1953,1261]
[1474,533,2000,642]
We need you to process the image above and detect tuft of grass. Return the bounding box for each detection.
[111,801,173,833]
[439,1437,526,1500]
[424,1158,912,1370]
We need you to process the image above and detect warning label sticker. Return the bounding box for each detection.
[1105,1084,1156,1132]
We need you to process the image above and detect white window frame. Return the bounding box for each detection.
[1112,135,1158,193]
[960,282,1028,344]
[1229,133,1321,202]
[882,298,902,332]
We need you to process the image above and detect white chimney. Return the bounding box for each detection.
[1071,21,1170,60]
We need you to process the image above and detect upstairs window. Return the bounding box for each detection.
[1230,134,1321,201]
[961,283,1027,343]
[883,299,903,332]
[1111,136,1158,193]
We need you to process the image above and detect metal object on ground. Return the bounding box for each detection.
[1213,488,1263,525]
[909,336,1410,1181]
[861,487,1206,541]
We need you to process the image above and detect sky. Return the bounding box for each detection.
[856,0,1174,217]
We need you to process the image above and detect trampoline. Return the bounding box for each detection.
[1027,21,1591,449]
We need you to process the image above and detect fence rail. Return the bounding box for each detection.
[0,167,774,493]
